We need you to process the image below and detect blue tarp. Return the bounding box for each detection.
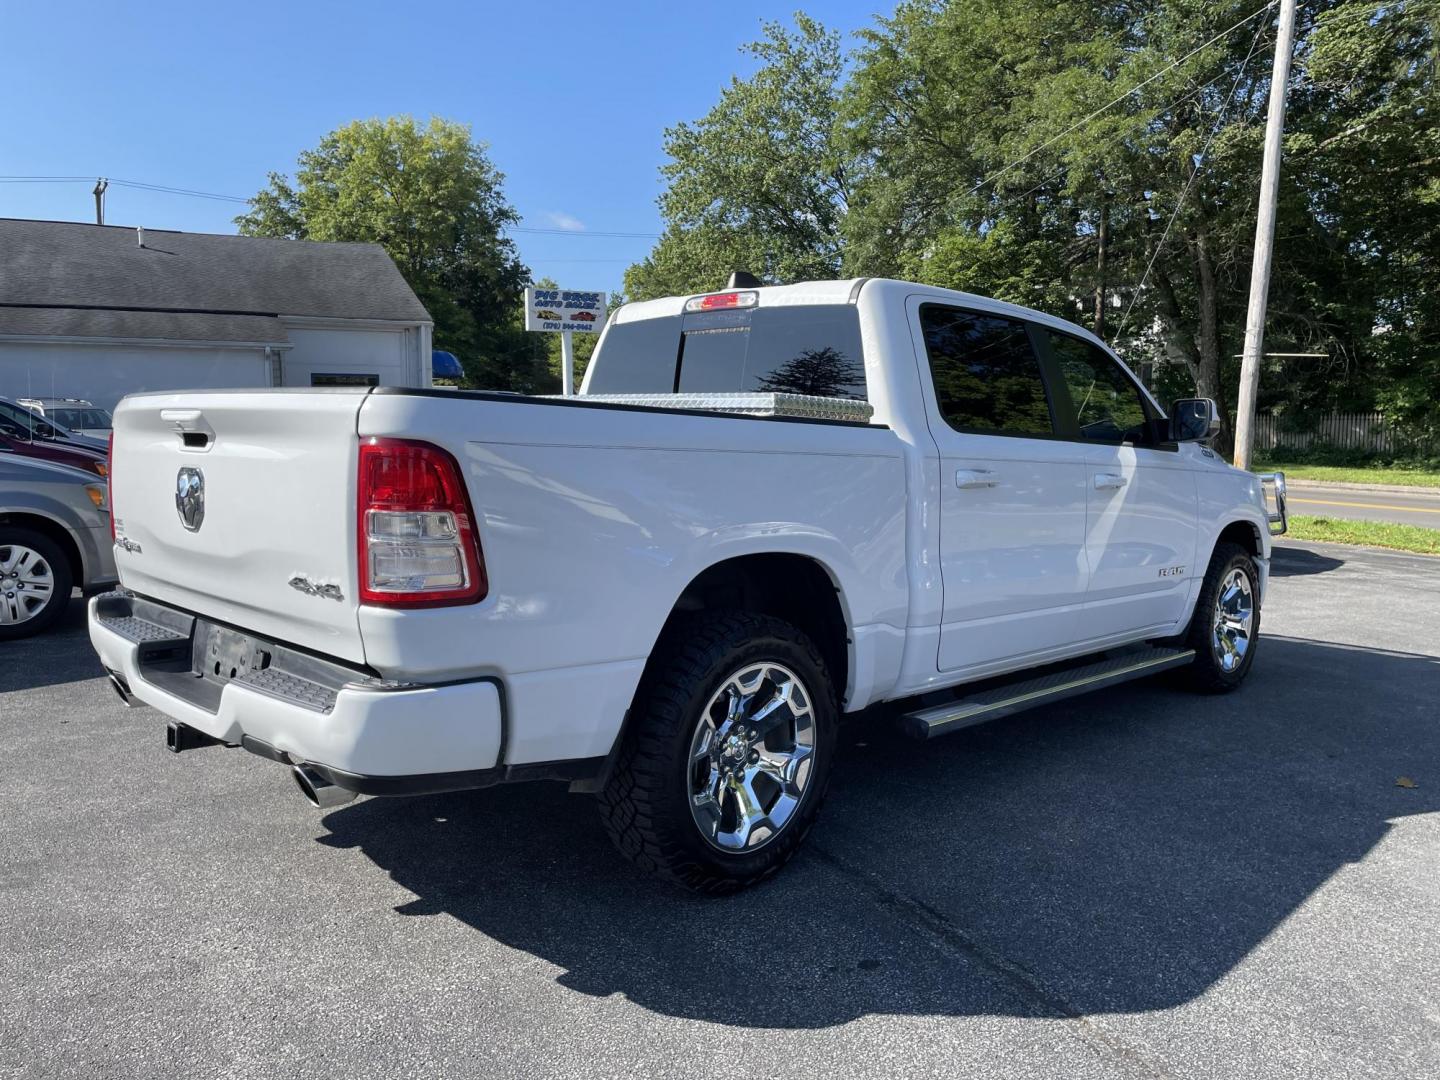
[432,350,463,379]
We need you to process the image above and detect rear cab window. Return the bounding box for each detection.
[587,305,867,401]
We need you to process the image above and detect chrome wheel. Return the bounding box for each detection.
[0,543,56,626]
[687,662,817,853]
[1211,567,1254,673]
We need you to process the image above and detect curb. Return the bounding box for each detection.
[1282,478,1440,497]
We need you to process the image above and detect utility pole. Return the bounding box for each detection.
[1233,0,1297,471]
[92,178,108,225]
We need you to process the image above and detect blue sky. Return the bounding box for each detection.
[1,0,884,296]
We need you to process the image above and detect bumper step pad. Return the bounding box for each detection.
[93,590,378,715]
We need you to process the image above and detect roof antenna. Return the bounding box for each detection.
[726,271,763,289]
[136,226,146,248]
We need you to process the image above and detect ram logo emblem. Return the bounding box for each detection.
[175,467,205,532]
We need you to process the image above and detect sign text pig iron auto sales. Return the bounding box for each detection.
[523,287,608,333]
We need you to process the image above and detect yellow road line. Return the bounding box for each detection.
[1289,497,1440,515]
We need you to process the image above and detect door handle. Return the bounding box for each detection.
[956,468,999,489]
[1094,472,1129,491]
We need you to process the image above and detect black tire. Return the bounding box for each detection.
[0,527,74,641]
[1177,541,1260,693]
[598,611,837,894]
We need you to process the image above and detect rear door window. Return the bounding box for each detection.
[919,305,1056,436]
[587,305,867,400]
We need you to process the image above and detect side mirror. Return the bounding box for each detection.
[1169,397,1221,443]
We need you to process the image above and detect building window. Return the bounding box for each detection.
[310,373,379,388]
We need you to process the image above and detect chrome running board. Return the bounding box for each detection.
[899,646,1196,740]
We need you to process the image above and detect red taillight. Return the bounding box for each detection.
[357,437,487,608]
[107,432,115,540]
[684,290,758,313]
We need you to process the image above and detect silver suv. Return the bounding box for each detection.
[16,398,113,438]
[0,456,117,638]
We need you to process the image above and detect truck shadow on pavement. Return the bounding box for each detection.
[318,634,1438,1028]
[1270,544,1345,577]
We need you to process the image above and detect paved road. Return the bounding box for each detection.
[2,540,1438,1079]
[1287,481,1440,528]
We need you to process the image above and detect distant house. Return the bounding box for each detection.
[0,218,434,411]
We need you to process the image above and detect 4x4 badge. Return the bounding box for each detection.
[175,467,205,532]
[288,575,344,602]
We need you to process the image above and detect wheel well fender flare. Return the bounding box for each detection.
[575,547,858,795]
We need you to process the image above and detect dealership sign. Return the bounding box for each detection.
[523,287,607,334]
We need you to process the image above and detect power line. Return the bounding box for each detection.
[1,173,663,238]
[991,58,1259,208]
[511,226,660,239]
[108,177,250,203]
[967,0,1280,199]
[1111,5,1274,343]
[0,175,249,202]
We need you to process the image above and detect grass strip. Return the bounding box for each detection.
[1285,515,1440,555]
[1258,463,1440,488]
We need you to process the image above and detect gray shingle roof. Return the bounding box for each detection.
[0,218,431,324]
[0,306,288,343]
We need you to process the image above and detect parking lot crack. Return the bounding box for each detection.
[809,842,1181,1080]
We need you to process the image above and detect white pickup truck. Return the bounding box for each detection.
[90,277,1286,891]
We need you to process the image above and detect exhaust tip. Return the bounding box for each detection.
[291,764,358,810]
[106,670,139,708]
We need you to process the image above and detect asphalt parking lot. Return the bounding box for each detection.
[2,539,1437,1080]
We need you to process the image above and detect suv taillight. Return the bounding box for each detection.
[107,432,116,540]
[357,437,487,607]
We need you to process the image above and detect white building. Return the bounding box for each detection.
[0,219,433,411]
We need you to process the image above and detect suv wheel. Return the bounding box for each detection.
[0,528,72,640]
[598,611,837,893]
[1178,541,1260,693]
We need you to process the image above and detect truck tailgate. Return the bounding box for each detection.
[110,391,367,663]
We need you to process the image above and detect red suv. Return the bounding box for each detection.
[0,397,107,477]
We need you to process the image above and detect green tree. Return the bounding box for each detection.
[845,0,1287,438]
[236,116,548,392]
[1280,0,1439,444]
[631,2,1438,448]
[625,15,853,300]
[847,0,1438,444]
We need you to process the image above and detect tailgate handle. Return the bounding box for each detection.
[160,409,215,451]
